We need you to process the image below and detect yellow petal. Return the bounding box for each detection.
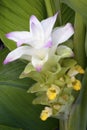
[40,107,52,121]
[75,65,85,74]
[68,65,85,77]
[47,84,60,100]
[73,79,81,91]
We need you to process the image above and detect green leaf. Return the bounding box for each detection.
[0,0,47,50]
[85,29,87,56]
[51,0,75,25]
[61,0,87,23]
[73,13,86,68]
[61,3,75,25]
[0,125,22,130]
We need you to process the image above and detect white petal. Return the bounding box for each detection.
[52,23,74,46]
[6,31,33,47]
[3,46,36,64]
[41,13,58,40]
[29,37,52,49]
[30,15,44,48]
[32,53,48,71]
[34,48,49,59]
[44,37,52,48]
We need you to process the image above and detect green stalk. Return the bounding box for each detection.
[85,28,87,58]
[44,0,54,17]
[73,13,86,68]
[59,119,68,130]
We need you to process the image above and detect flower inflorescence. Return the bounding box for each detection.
[4,13,84,121]
[27,63,84,121]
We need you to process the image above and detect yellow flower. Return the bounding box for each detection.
[75,65,85,74]
[40,107,52,121]
[72,79,81,91]
[68,65,84,77]
[46,84,60,100]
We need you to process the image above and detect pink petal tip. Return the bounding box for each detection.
[17,41,23,47]
[36,66,42,72]
[3,58,12,64]
[44,40,53,48]
[5,33,10,38]
[3,59,9,64]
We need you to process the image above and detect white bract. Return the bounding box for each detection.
[4,13,74,71]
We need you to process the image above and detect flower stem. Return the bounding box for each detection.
[59,119,68,130]
[85,29,87,60]
[73,13,86,68]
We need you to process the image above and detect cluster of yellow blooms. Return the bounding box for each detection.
[40,65,84,121]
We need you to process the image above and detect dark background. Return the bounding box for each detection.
[0,39,4,50]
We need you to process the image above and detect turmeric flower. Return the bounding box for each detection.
[4,13,74,71]
[47,84,60,100]
[40,107,52,121]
